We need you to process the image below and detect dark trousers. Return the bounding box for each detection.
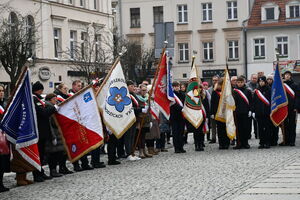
[156,131,166,149]
[270,124,279,146]
[33,140,47,178]
[171,120,185,151]
[284,111,297,145]
[236,114,250,147]
[123,124,136,155]
[48,152,63,171]
[137,127,148,149]
[257,116,271,146]
[107,134,118,161]
[146,139,155,148]
[193,126,204,148]
[117,135,125,157]
[73,155,89,168]
[91,147,101,164]
[216,121,230,148]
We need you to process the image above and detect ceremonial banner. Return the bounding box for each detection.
[182,62,203,128]
[215,68,236,140]
[153,52,175,119]
[270,63,288,126]
[96,60,136,139]
[0,68,41,170]
[55,86,103,162]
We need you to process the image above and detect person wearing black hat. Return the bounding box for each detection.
[32,81,57,182]
[252,76,272,149]
[282,71,298,146]
[232,76,253,149]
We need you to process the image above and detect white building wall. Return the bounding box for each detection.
[247,27,300,77]
[0,0,113,93]
[119,0,251,82]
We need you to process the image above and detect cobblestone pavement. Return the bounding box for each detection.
[2,129,300,200]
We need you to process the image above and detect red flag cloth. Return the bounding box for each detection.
[17,144,41,170]
[55,87,104,162]
[153,53,173,119]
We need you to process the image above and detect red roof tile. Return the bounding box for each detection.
[248,0,300,28]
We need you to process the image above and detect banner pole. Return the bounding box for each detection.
[131,46,167,157]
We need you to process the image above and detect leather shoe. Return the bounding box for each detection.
[209,140,216,144]
[258,145,264,149]
[108,160,121,165]
[233,145,242,150]
[243,144,250,149]
[0,185,9,193]
[33,176,44,182]
[180,149,186,153]
[92,162,106,168]
[59,167,73,174]
[82,165,94,171]
[42,173,52,180]
[50,170,63,178]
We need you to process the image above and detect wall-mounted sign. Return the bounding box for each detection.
[273,60,300,73]
[39,67,51,81]
[202,69,237,78]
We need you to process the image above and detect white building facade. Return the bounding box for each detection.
[0,0,113,93]
[116,0,253,82]
[246,0,300,79]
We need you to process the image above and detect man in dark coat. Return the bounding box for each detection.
[32,81,57,182]
[252,76,272,149]
[233,76,252,149]
[282,71,298,146]
[170,81,186,153]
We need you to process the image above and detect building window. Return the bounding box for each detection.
[227,1,237,20]
[69,0,73,5]
[95,34,101,61]
[202,3,212,22]
[265,7,275,20]
[81,32,88,60]
[53,28,61,59]
[26,15,35,58]
[203,42,213,61]
[228,40,239,60]
[80,0,86,8]
[276,37,288,57]
[70,31,77,59]
[290,5,300,18]
[178,43,189,62]
[153,6,163,23]
[183,73,187,78]
[130,8,140,28]
[178,5,188,23]
[94,0,98,10]
[254,38,265,59]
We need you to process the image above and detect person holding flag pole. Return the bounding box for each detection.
[214,65,236,150]
[182,55,209,151]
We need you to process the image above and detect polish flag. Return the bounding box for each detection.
[55,86,103,162]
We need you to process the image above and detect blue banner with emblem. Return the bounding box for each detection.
[0,69,39,148]
[270,63,288,126]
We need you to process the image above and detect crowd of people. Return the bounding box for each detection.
[0,70,299,193]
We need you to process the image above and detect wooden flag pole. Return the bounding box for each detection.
[131,46,167,157]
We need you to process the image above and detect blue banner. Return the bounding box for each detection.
[270,63,288,126]
[0,69,39,148]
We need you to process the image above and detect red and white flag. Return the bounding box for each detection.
[153,52,175,119]
[55,86,103,162]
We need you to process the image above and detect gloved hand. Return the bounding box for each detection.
[54,104,59,111]
[150,122,153,128]
[52,138,57,146]
[252,113,255,119]
[248,111,252,118]
[210,115,214,119]
[142,105,149,113]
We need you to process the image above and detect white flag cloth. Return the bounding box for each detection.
[182,62,203,128]
[96,61,136,139]
[215,69,236,140]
